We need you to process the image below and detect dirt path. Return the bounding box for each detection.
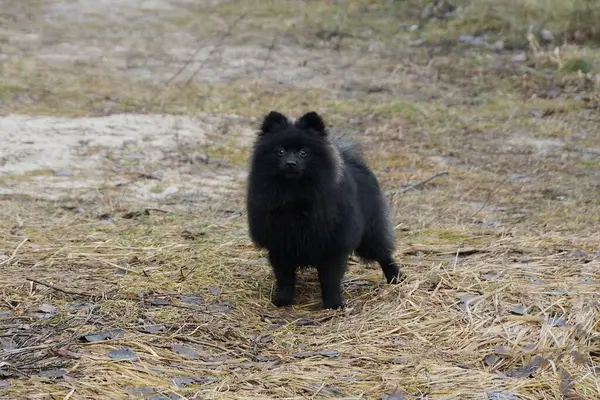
[0,113,252,206]
[1,0,401,205]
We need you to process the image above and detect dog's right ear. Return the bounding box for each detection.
[295,111,326,136]
[260,111,289,135]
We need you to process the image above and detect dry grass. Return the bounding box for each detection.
[453,0,600,43]
[2,190,599,399]
[1,0,600,399]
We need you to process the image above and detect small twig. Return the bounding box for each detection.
[390,171,449,195]
[452,247,460,270]
[0,333,36,338]
[0,361,30,378]
[184,12,247,86]
[147,37,212,105]
[401,245,489,256]
[145,208,170,214]
[402,170,449,192]
[0,237,28,267]
[470,176,509,219]
[2,343,55,355]
[172,335,234,354]
[109,166,161,181]
[164,38,212,86]
[63,385,76,400]
[99,259,138,275]
[25,277,95,298]
[145,12,246,107]
[59,306,98,346]
[258,32,280,78]
[163,302,211,315]
[182,263,198,281]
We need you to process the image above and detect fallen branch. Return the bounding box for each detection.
[258,33,279,78]
[387,171,449,195]
[401,245,490,256]
[172,335,235,354]
[400,171,449,193]
[470,176,509,219]
[184,12,248,86]
[145,11,247,106]
[25,277,95,298]
[145,208,170,214]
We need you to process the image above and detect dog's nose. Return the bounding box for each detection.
[285,160,297,169]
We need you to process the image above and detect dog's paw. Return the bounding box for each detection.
[386,269,406,284]
[322,297,345,310]
[272,287,294,307]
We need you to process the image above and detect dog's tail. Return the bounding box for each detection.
[330,135,367,166]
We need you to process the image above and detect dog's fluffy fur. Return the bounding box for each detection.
[246,111,404,309]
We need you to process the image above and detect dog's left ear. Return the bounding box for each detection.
[295,111,327,136]
[260,111,289,135]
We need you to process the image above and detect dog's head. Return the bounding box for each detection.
[253,111,338,181]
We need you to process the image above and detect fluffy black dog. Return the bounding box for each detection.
[246,111,404,309]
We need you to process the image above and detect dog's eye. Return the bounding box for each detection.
[277,148,285,156]
[299,149,308,157]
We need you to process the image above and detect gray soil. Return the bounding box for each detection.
[0,0,394,206]
[0,113,253,205]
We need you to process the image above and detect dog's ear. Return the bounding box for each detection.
[296,111,327,136]
[260,111,289,135]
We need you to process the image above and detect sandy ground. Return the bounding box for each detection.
[0,113,254,206]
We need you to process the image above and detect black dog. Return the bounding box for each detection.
[246,111,404,309]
